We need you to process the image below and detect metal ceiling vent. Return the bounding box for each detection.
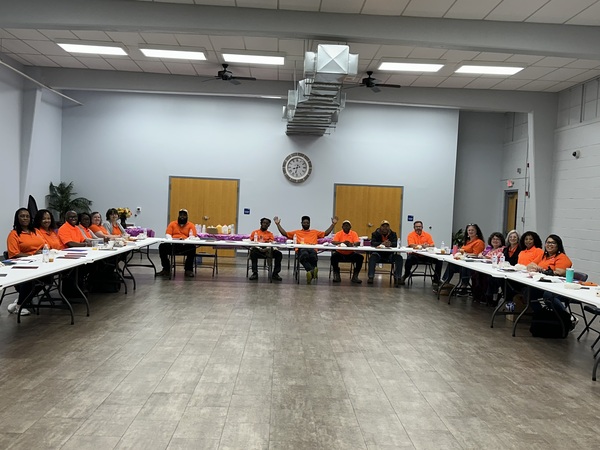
[283,45,358,136]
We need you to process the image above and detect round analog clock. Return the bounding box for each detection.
[282,152,312,183]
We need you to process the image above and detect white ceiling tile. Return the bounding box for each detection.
[24,40,67,56]
[140,32,179,45]
[18,54,60,67]
[278,0,321,11]
[472,52,511,62]
[445,0,506,20]
[409,75,446,87]
[1,39,39,54]
[567,1,600,25]
[544,81,579,92]
[361,0,411,15]
[404,0,456,18]
[0,29,17,39]
[105,32,145,46]
[511,66,555,79]
[407,47,447,59]
[3,29,49,40]
[504,54,544,64]
[193,63,219,77]
[160,0,194,3]
[192,0,235,5]
[527,0,596,24]
[47,55,87,68]
[375,45,414,59]
[164,61,197,75]
[534,56,576,67]
[347,43,381,60]
[539,67,588,82]
[106,59,143,72]
[244,36,278,51]
[78,57,116,70]
[234,0,277,8]
[437,77,476,88]
[565,59,600,69]
[441,49,480,62]
[489,78,531,90]
[278,39,305,56]
[464,77,504,89]
[38,29,78,40]
[484,0,548,22]
[209,35,246,51]
[321,0,364,13]
[174,34,213,48]
[71,30,112,41]
[516,79,559,91]
[250,67,278,80]
[567,69,600,83]
[6,54,31,65]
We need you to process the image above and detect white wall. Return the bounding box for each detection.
[453,111,505,240]
[552,119,600,281]
[60,91,459,243]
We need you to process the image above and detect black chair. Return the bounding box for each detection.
[329,260,355,280]
[565,271,589,329]
[0,251,18,307]
[405,258,435,286]
[365,252,395,285]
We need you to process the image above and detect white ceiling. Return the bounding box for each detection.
[2,0,600,93]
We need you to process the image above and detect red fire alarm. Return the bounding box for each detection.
[507,180,514,187]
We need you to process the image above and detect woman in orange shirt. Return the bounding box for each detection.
[90,211,120,240]
[5,208,45,316]
[33,209,62,250]
[517,231,543,266]
[441,223,485,290]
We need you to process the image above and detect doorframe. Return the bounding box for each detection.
[502,189,519,235]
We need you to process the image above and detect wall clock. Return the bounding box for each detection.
[282,152,312,183]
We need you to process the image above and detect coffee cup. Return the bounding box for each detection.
[565,268,574,283]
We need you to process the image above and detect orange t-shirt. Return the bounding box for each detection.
[333,230,360,255]
[6,229,45,258]
[533,252,572,271]
[58,223,86,248]
[250,229,275,243]
[79,226,94,239]
[462,238,485,255]
[90,224,110,236]
[286,229,325,245]
[518,247,544,265]
[407,230,434,247]
[166,221,196,239]
[36,228,62,250]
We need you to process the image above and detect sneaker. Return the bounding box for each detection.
[272,273,282,282]
[570,314,579,331]
[19,308,31,316]
[7,301,18,314]
[333,271,341,283]
[313,267,318,279]
[505,302,515,312]
[351,276,362,284]
[306,271,313,284]
[155,269,170,277]
[367,277,374,284]
[184,270,195,277]
[249,272,258,281]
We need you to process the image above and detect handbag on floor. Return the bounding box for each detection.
[529,306,570,339]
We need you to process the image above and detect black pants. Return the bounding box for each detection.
[159,243,196,271]
[298,248,318,272]
[331,252,363,274]
[367,252,403,279]
[250,248,282,274]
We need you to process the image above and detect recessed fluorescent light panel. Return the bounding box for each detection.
[223,53,284,65]
[455,65,524,75]
[140,48,206,60]
[378,62,443,72]
[57,43,127,56]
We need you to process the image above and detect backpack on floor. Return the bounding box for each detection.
[529,306,571,339]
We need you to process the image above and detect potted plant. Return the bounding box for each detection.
[452,228,464,247]
[46,181,93,224]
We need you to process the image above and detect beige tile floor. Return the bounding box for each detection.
[1,256,600,449]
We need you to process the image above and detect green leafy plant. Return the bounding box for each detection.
[46,181,93,224]
[452,228,464,247]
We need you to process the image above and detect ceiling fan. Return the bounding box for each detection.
[358,71,402,92]
[204,63,257,85]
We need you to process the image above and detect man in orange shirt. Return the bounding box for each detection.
[57,210,91,248]
[331,220,363,284]
[402,220,440,285]
[249,218,283,281]
[157,209,197,277]
[274,215,337,284]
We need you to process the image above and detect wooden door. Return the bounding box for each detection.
[503,190,518,234]
[334,184,403,238]
[169,177,239,258]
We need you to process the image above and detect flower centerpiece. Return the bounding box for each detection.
[116,207,132,228]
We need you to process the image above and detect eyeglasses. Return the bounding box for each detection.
[545,241,557,246]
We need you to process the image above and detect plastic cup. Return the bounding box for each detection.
[565,268,574,283]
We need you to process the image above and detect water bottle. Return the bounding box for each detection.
[254,233,258,243]
[359,237,364,247]
[491,253,498,268]
[396,239,401,249]
[499,253,505,267]
[189,229,194,239]
[293,234,297,245]
[42,244,49,263]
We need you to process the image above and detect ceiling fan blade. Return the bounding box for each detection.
[229,79,241,85]
[379,83,402,89]
[233,76,257,81]
[371,86,381,93]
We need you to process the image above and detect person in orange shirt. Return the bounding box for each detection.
[274,215,337,284]
[517,231,544,265]
[57,210,91,248]
[331,220,363,284]
[441,223,485,291]
[156,209,197,277]
[33,209,62,250]
[90,211,120,240]
[248,218,283,282]
[5,208,46,316]
[403,220,440,285]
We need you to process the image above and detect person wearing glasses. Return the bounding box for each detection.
[402,220,440,285]
[439,223,485,293]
